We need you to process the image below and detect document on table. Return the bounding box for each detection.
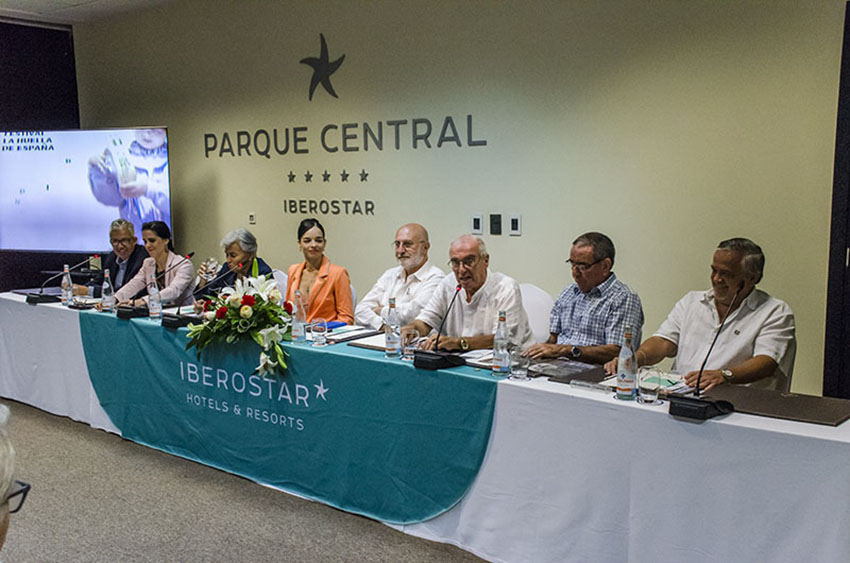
[326,325,382,344]
[460,349,494,369]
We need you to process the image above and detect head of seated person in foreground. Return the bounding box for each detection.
[523,231,644,365]
[195,228,273,303]
[285,218,354,324]
[604,237,796,392]
[113,221,195,308]
[354,223,445,330]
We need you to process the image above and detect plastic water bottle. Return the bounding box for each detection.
[291,289,306,342]
[385,297,401,358]
[147,272,162,318]
[492,310,510,375]
[60,264,73,306]
[616,328,637,400]
[101,270,115,312]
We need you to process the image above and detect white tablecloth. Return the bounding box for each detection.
[2,292,849,562]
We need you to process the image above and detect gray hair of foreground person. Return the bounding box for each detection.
[717,237,765,284]
[221,228,258,254]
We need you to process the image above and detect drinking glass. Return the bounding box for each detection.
[401,327,420,361]
[637,366,662,405]
[311,318,328,347]
[508,345,530,381]
[201,258,220,282]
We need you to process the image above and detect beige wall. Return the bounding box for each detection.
[74,0,844,395]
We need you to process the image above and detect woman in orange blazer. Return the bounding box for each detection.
[285,218,354,324]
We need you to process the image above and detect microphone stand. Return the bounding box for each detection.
[414,284,466,370]
[163,258,240,329]
[26,255,97,305]
[668,283,742,420]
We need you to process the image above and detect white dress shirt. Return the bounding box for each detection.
[416,269,534,348]
[355,261,444,330]
[654,288,796,390]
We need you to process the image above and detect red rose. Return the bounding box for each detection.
[203,299,213,312]
[283,301,293,314]
[216,306,228,319]
[241,295,256,307]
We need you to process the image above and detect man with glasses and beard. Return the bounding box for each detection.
[406,234,533,352]
[524,232,644,365]
[355,223,444,331]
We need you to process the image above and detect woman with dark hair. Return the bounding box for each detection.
[115,221,195,307]
[285,218,354,324]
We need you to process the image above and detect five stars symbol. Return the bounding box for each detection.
[314,379,329,401]
[322,170,331,182]
[305,170,313,182]
[340,169,349,182]
[359,169,369,182]
[300,34,345,101]
[288,171,296,183]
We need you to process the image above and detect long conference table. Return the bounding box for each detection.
[1,291,850,562]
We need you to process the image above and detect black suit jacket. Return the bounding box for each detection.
[101,244,148,291]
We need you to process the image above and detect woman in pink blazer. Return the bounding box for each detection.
[115,221,195,307]
[285,218,354,324]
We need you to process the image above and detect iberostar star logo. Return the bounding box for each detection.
[300,34,346,101]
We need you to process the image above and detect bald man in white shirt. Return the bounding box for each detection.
[355,223,444,331]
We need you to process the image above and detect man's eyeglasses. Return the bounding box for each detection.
[449,255,480,270]
[5,480,30,514]
[110,237,134,246]
[392,241,424,250]
[566,258,604,272]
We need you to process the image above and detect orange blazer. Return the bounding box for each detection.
[286,255,354,324]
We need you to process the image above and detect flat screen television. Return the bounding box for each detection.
[0,127,171,252]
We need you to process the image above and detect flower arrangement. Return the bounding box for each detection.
[186,276,293,376]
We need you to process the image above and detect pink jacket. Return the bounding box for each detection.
[115,251,195,307]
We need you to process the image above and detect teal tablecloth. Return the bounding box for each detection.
[78,311,497,524]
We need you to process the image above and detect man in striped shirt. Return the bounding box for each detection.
[524,232,644,365]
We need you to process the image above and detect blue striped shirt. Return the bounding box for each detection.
[549,273,644,347]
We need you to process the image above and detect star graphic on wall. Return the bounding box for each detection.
[360,169,369,182]
[305,170,313,182]
[340,169,349,182]
[314,379,329,401]
[288,171,296,183]
[300,34,345,101]
[322,170,330,182]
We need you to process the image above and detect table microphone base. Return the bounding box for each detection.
[668,395,734,420]
[25,293,61,305]
[413,349,466,370]
[161,312,196,329]
[116,305,149,319]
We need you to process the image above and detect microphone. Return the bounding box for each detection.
[155,252,195,286]
[434,284,462,351]
[192,261,242,298]
[668,281,744,420]
[26,255,98,305]
[414,283,466,370]
[694,281,743,396]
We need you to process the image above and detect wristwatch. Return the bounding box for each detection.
[460,338,469,351]
[570,345,582,360]
[721,369,734,383]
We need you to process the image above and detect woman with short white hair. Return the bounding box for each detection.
[195,228,273,301]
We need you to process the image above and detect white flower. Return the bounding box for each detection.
[239,305,253,319]
[204,311,216,322]
[268,287,282,303]
[258,325,284,349]
[227,294,242,309]
[256,351,278,376]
